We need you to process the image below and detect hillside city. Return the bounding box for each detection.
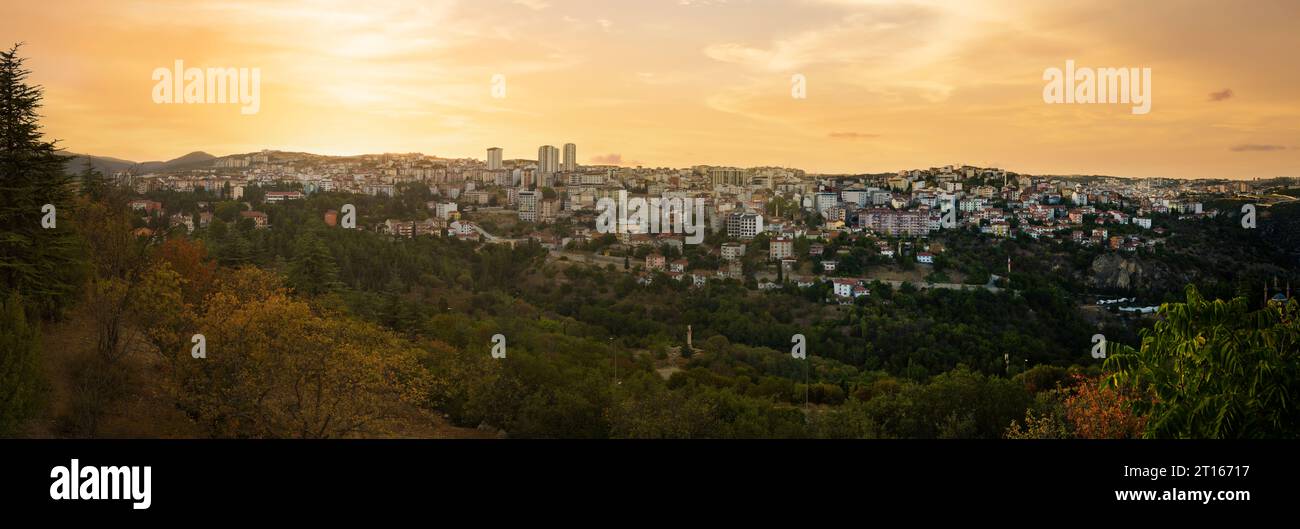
[109,145,1298,306]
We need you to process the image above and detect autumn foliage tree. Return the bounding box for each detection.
[1062,375,1148,439]
[151,237,216,306]
[1005,374,1147,439]
[164,267,430,438]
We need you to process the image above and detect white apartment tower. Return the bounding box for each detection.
[562,143,577,172]
[487,147,503,170]
[537,145,559,176]
[726,212,764,239]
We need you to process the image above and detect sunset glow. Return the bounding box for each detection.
[5,0,1298,177]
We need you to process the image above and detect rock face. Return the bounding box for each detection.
[1089,254,1146,290]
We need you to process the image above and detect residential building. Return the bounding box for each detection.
[646,253,666,271]
[721,242,746,261]
[726,211,764,239]
[769,236,793,260]
[562,143,576,172]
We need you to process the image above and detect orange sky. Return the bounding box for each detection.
[4,0,1298,178]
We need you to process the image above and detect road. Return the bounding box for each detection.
[550,250,1006,293]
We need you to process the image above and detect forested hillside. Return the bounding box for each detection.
[3,44,1296,439]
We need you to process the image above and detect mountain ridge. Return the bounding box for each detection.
[62,151,216,175]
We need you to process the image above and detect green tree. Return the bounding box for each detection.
[287,230,341,296]
[0,43,85,315]
[217,229,252,266]
[0,292,43,434]
[1105,286,1300,438]
[77,159,108,201]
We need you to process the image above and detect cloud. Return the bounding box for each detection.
[829,132,879,139]
[590,153,627,165]
[1230,144,1287,152]
[513,0,550,10]
[701,6,943,72]
[1208,89,1234,101]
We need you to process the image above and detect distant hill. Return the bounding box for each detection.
[62,153,138,176]
[62,151,216,175]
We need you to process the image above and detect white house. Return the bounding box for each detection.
[833,279,858,298]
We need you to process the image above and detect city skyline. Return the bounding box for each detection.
[3,0,1298,179]
[69,142,1291,182]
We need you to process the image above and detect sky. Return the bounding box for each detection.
[3,0,1298,178]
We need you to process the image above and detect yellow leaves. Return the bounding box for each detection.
[163,266,431,438]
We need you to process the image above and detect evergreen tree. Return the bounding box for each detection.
[287,230,340,296]
[77,159,107,201]
[218,229,253,267]
[0,43,85,315]
[0,292,44,434]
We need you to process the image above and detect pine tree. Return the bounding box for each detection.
[77,159,107,201]
[288,230,341,296]
[218,229,253,267]
[0,43,84,315]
